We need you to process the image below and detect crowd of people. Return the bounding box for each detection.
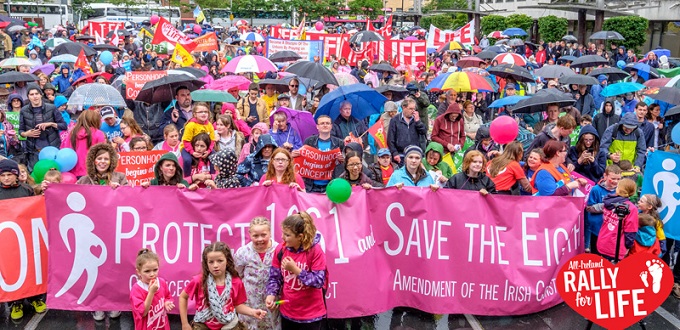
[0,17,679,330]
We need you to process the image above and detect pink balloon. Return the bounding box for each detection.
[489,116,519,145]
[150,14,160,25]
[193,25,202,34]
[62,172,77,184]
[315,21,324,31]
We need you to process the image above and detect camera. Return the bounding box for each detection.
[587,147,594,153]
[613,202,630,217]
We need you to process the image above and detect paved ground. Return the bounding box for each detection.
[2,296,680,330]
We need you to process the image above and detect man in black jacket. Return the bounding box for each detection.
[19,85,67,170]
[387,97,427,164]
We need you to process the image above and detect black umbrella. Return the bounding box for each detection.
[349,31,383,44]
[665,105,680,119]
[487,64,534,83]
[0,71,37,84]
[557,55,577,63]
[92,44,121,52]
[375,85,409,101]
[589,31,625,41]
[269,50,302,62]
[76,35,95,41]
[486,45,507,53]
[562,35,578,42]
[369,63,398,74]
[524,42,538,51]
[285,61,339,86]
[534,65,575,79]
[570,55,609,69]
[512,88,576,113]
[174,67,208,78]
[258,78,290,93]
[476,50,497,60]
[107,30,131,38]
[558,75,599,86]
[643,87,680,105]
[53,42,97,56]
[136,75,206,104]
[588,67,629,81]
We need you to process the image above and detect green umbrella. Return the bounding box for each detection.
[190,90,237,103]
[45,38,68,49]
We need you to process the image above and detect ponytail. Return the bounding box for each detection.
[282,211,317,251]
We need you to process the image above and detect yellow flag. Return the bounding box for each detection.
[171,42,194,67]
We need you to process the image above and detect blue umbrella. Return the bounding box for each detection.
[315,84,387,120]
[624,62,655,81]
[557,55,577,63]
[600,82,646,97]
[488,95,531,108]
[502,28,527,37]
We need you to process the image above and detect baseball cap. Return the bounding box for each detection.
[277,94,290,100]
[505,83,516,90]
[100,106,116,119]
[377,148,391,157]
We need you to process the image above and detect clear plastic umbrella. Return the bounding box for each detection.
[67,83,126,112]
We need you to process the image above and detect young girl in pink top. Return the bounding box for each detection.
[179,242,267,330]
[597,178,639,261]
[266,212,327,330]
[130,249,174,330]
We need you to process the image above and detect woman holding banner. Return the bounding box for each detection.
[387,145,436,188]
[445,150,496,194]
[260,148,304,191]
[339,150,384,189]
[531,140,587,196]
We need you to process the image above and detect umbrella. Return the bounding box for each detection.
[349,31,383,43]
[404,36,418,41]
[137,75,206,104]
[456,56,485,68]
[487,64,534,83]
[427,72,494,92]
[190,89,238,103]
[220,55,277,74]
[535,65,575,79]
[562,35,578,42]
[494,39,509,46]
[508,38,524,47]
[375,85,409,101]
[92,44,121,52]
[72,72,113,85]
[234,19,248,27]
[53,42,96,56]
[7,25,26,33]
[281,74,321,91]
[285,61,339,86]
[588,67,629,81]
[257,78,289,93]
[589,30,625,41]
[644,78,671,88]
[269,107,318,142]
[30,63,56,75]
[487,31,507,39]
[666,105,680,119]
[476,50,497,60]
[486,45,507,54]
[107,30,131,37]
[462,67,490,77]
[241,32,265,42]
[0,72,37,84]
[524,42,538,51]
[269,51,302,62]
[558,75,599,85]
[557,55,577,63]
[600,82,645,97]
[67,83,126,111]
[45,38,69,49]
[48,54,78,64]
[570,55,609,69]
[0,57,33,68]
[175,67,208,78]
[209,75,252,91]
[369,63,398,74]
[488,95,531,108]
[0,15,26,26]
[502,28,527,37]
[438,41,463,52]
[493,53,527,67]
[76,35,95,41]
[334,72,359,86]
[513,88,576,113]
[624,62,659,81]
[643,87,680,105]
[315,84,386,120]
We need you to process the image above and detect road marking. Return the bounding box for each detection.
[25,309,48,330]
[464,314,485,330]
[655,306,680,329]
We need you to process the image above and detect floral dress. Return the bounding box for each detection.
[234,241,280,330]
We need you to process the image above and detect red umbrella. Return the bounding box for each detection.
[456,56,485,68]
[493,53,527,67]
[72,72,113,85]
[644,78,671,88]
[487,31,507,39]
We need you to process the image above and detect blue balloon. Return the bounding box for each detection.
[38,146,59,161]
[55,148,78,173]
[672,123,680,146]
[100,51,113,65]
[617,60,626,69]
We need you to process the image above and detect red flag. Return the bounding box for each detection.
[379,15,392,37]
[75,49,91,73]
[152,17,197,52]
[368,119,388,149]
[365,17,375,32]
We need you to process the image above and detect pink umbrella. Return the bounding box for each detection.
[493,53,527,67]
[404,36,418,41]
[456,56,485,68]
[220,55,277,74]
[209,75,252,91]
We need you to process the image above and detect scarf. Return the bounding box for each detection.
[193,273,238,325]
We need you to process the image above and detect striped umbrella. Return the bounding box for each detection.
[487,31,507,39]
[234,19,248,27]
[438,41,464,52]
[241,32,265,42]
[426,71,494,92]
[493,53,527,67]
[220,55,277,74]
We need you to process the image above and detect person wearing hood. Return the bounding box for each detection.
[422,141,453,185]
[621,92,638,115]
[590,75,608,110]
[574,85,596,118]
[52,95,71,127]
[237,134,277,186]
[387,98,427,164]
[568,124,606,183]
[42,83,58,104]
[612,46,628,65]
[60,109,106,177]
[27,49,42,67]
[600,112,647,168]
[239,122,268,164]
[626,213,661,257]
[597,178,639,261]
[76,142,128,188]
[593,99,621,137]
[432,102,466,155]
[387,145,436,188]
[19,85,67,170]
[52,64,72,94]
[470,126,500,159]
[406,82,431,131]
[6,93,23,112]
[141,152,196,189]
[209,148,241,189]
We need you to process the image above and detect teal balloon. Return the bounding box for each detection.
[32,159,60,183]
[326,178,352,204]
[100,51,113,65]
[38,146,59,161]
[672,123,680,145]
[55,148,78,172]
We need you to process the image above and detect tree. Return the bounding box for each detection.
[421,14,454,30]
[480,15,506,36]
[72,0,96,23]
[288,0,342,20]
[423,0,468,13]
[231,0,273,20]
[348,0,384,19]
[602,16,649,53]
[538,15,568,43]
[505,14,533,33]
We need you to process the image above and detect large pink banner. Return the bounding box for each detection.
[45,185,583,317]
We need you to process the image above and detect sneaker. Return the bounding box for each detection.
[31,299,47,313]
[10,303,23,320]
[108,311,121,319]
[93,311,106,321]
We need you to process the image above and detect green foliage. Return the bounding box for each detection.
[602,16,649,53]
[195,0,227,10]
[480,15,506,36]
[505,14,533,33]
[423,0,468,13]
[72,0,96,22]
[231,0,273,19]
[537,15,568,42]
[421,13,467,30]
[348,0,384,19]
[288,0,342,20]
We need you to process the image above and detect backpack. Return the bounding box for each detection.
[277,245,329,309]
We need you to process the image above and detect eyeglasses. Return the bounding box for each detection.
[289,85,298,87]
[347,163,362,168]
[273,158,289,163]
